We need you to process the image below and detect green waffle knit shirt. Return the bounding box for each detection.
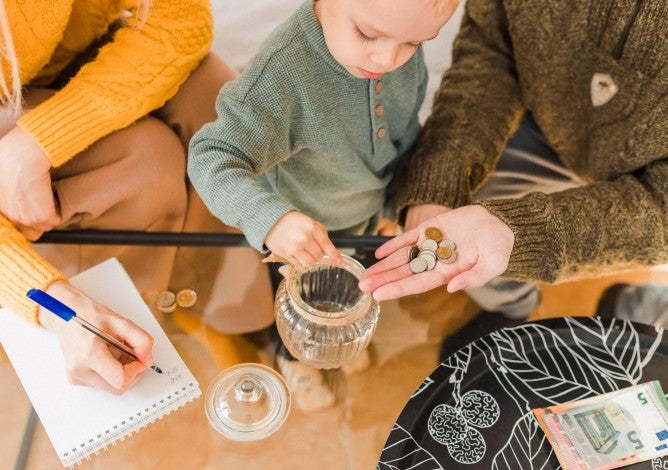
[188,1,427,250]
[396,0,667,283]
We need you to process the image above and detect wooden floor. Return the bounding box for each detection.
[2,264,667,470]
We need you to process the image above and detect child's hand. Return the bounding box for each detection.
[377,218,399,236]
[265,211,342,267]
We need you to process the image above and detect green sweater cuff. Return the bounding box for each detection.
[477,195,562,282]
[243,200,297,251]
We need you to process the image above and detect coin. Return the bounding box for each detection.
[176,289,197,308]
[156,291,176,313]
[441,250,457,264]
[409,257,428,274]
[439,239,456,250]
[422,239,438,253]
[436,246,453,260]
[408,244,420,262]
[420,251,437,270]
[142,290,159,306]
[425,227,444,242]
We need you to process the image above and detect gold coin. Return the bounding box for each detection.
[442,250,457,264]
[425,227,443,242]
[176,289,198,308]
[436,246,453,260]
[439,239,456,250]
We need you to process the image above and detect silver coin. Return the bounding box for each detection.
[419,249,436,261]
[420,252,437,270]
[422,239,438,252]
[409,256,428,273]
[439,239,456,250]
[156,291,176,313]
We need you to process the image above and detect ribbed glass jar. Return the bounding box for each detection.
[274,255,380,369]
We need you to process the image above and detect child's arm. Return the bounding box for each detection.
[265,212,341,267]
[188,66,296,250]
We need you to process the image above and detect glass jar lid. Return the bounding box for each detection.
[205,363,290,441]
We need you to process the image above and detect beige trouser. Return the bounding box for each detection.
[20,54,275,333]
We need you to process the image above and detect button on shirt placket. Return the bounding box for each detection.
[372,80,386,144]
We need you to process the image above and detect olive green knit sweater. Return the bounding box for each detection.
[397,0,667,283]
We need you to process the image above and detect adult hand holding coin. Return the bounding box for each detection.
[358,205,514,301]
[264,211,342,267]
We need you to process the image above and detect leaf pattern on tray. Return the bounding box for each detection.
[378,318,665,469]
[564,317,663,385]
[377,423,444,470]
[491,411,555,470]
[476,320,651,405]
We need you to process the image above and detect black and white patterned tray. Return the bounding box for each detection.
[377,317,668,469]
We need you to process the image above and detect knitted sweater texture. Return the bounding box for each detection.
[188,1,427,250]
[0,0,212,322]
[397,0,667,283]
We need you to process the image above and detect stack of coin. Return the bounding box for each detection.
[408,227,457,274]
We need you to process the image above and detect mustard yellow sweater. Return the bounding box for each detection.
[0,0,212,323]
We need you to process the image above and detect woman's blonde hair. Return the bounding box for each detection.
[0,0,152,115]
[0,0,21,115]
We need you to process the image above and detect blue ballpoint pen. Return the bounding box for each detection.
[26,288,162,374]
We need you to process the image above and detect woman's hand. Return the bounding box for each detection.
[0,126,60,240]
[39,281,154,394]
[265,211,342,267]
[359,205,514,301]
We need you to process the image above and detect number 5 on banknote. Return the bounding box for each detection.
[533,381,668,470]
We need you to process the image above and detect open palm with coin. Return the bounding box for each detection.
[265,211,343,267]
[359,205,514,301]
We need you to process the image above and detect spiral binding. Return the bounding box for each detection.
[60,382,201,467]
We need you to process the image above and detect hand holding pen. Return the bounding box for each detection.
[29,281,156,394]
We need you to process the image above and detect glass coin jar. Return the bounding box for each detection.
[274,255,380,369]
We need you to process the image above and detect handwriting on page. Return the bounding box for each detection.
[165,367,183,384]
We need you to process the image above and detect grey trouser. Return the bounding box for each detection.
[609,284,668,328]
[466,114,585,318]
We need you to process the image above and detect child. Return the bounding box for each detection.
[188,0,460,266]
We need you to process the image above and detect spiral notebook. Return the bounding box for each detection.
[0,258,201,467]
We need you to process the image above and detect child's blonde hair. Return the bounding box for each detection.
[0,0,152,115]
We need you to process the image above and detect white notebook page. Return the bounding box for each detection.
[0,258,200,467]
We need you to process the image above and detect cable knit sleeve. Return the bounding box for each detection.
[395,0,524,219]
[0,215,66,324]
[17,0,213,168]
[480,155,668,284]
